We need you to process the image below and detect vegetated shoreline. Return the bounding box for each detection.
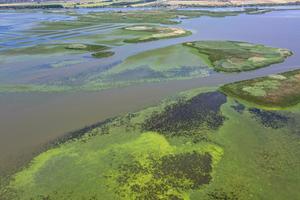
[0,1,300,9]
[12,69,300,168]
[2,76,300,199]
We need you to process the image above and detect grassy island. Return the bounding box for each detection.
[183,41,292,72]
[2,43,111,58]
[123,25,191,43]
[221,69,300,107]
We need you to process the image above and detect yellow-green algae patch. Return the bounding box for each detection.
[5,131,222,200]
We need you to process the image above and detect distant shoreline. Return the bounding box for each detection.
[0,1,300,10]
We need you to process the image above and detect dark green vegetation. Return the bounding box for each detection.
[0,4,64,9]
[143,92,226,136]
[184,41,292,72]
[248,108,289,129]
[220,69,300,107]
[91,51,115,58]
[2,75,300,199]
[37,10,244,31]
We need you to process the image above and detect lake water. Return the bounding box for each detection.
[0,8,300,177]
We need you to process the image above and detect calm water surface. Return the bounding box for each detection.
[0,8,300,176]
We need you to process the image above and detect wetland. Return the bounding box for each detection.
[0,6,300,200]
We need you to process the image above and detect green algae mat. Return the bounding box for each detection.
[2,71,300,199]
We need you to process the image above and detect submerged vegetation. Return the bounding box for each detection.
[143,91,226,136]
[221,69,300,107]
[0,40,292,93]
[84,41,292,91]
[2,79,300,199]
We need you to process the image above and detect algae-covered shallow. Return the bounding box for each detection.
[221,69,300,107]
[83,43,211,91]
[2,84,300,200]
[0,40,292,93]
[83,41,292,91]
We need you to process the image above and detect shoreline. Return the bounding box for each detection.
[0,1,300,10]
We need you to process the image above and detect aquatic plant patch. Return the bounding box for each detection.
[143,91,227,136]
[84,44,210,91]
[248,108,290,129]
[91,51,115,58]
[105,133,214,199]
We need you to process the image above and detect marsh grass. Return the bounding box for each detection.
[183,41,292,72]
[220,69,300,107]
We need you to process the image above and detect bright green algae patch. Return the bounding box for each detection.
[184,41,292,72]
[220,69,300,107]
[2,86,300,200]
